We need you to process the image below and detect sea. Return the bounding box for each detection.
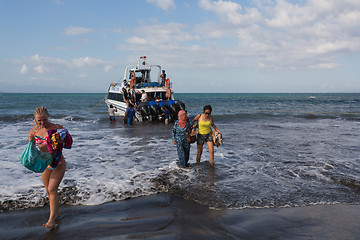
[0,93,360,212]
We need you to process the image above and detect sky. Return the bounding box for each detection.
[1,0,360,93]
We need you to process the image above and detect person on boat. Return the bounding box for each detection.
[129,70,136,88]
[141,90,148,102]
[172,110,193,167]
[28,106,70,228]
[166,85,171,100]
[160,70,166,86]
[192,105,221,166]
[120,79,127,91]
[123,103,136,126]
[108,105,116,122]
[122,84,131,107]
[129,85,137,107]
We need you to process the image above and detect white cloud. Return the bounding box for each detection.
[123,22,200,47]
[146,0,175,12]
[64,26,94,35]
[199,0,261,26]
[34,65,47,74]
[194,0,360,70]
[20,64,28,75]
[30,76,55,82]
[127,36,147,45]
[64,26,122,36]
[11,54,115,76]
[306,40,354,55]
[264,0,314,28]
[308,63,340,70]
[70,56,113,69]
[336,10,360,26]
[55,1,360,72]
[117,22,204,68]
[104,65,113,72]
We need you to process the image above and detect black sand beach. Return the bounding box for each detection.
[1,193,360,240]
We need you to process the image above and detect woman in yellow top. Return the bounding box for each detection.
[192,105,221,166]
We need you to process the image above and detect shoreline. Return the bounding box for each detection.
[1,193,360,240]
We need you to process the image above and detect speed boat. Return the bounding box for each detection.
[105,56,185,122]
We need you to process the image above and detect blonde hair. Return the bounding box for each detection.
[34,106,49,118]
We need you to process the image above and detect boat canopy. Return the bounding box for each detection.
[123,56,162,86]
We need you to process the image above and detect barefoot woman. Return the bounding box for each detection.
[28,106,67,228]
[193,105,221,166]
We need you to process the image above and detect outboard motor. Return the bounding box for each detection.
[160,105,168,115]
[158,101,167,114]
[139,102,150,121]
[149,100,159,121]
[167,99,179,119]
[177,101,186,111]
[150,104,159,119]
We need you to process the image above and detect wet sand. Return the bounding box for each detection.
[1,193,360,240]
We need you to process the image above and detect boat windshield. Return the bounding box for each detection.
[125,65,161,85]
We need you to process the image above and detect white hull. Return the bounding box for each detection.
[105,99,143,121]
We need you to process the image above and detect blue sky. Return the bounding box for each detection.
[1,0,359,93]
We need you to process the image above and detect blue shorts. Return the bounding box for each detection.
[126,118,133,125]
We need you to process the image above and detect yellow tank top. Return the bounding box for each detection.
[198,120,211,135]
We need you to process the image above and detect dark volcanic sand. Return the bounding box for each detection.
[1,193,359,240]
